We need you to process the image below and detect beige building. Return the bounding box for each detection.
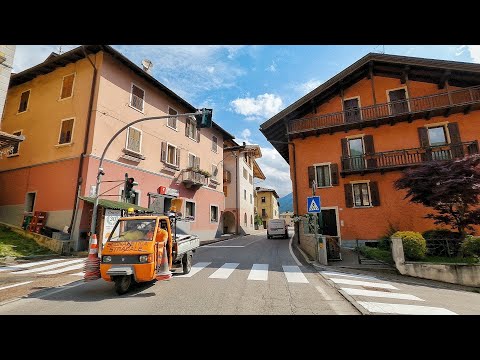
[255,187,280,229]
[222,140,265,235]
[280,211,294,227]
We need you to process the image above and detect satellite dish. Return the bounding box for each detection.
[141,59,153,73]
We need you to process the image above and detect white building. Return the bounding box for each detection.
[0,46,16,121]
[222,140,265,235]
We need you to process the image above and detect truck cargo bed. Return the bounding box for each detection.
[174,234,200,258]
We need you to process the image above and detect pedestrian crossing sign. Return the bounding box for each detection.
[307,196,321,213]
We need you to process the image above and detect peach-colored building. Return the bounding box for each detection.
[0,45,234,249]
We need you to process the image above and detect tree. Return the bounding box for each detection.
[394,154,480,239]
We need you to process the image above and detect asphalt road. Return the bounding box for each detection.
[0,231,359,315]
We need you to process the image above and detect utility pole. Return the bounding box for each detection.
[312,180,319,262]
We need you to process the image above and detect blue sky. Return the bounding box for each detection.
[13,45,480,197]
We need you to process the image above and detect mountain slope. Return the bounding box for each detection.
[279,192,293,213]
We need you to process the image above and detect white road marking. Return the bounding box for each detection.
[282,265,309,283]
[37,263,85,275]
[0,281,33,291]
[341,287,425,301]
[320,271,378,281]
[329,278,398,289]
[176,262,211,278]
[288,233,303,267]
[202,245,244,248]
[14,259,85,274]
[358,301,457,315]
[209,263,239,279]
[247,264,269,281]
[0,258,66,272]
[315,285,332,301]
[70,272,85,277]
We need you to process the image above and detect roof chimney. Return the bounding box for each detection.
[141,59,153,74]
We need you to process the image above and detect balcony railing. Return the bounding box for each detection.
[289,86,480,134]
[341,141,479,175]
[181,170,208,187]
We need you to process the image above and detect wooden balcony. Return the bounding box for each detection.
[341,141,479,176]
[181,170,208,188]
[289,86,480,137]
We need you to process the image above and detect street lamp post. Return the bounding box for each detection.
[88,111,201,251]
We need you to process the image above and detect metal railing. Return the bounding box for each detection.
[341,141,479,173]
[182,170,208,186]
[289,85,480,134]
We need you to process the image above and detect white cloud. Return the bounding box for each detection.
[466,45,480,63]
[206,66,215,73]
[230,93,284,121]
[13,45,78,73]
[255,147,292,198]
[293,79,323,96]
[241,128,251,139]
[266,61,277,72]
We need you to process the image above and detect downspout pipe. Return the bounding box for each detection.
[68,46,98,237]
[236,152,239,234]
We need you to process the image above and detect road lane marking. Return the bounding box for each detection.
[329,278,398,289]
[288,233,303,267]
[14,259,85,274]
[176,262,211,278]
[70,272,84,277]
[202,245,244,248]
[247,264,269,281]
[341,287,425,301]
[282,265,309,283]
[0,281,33,291]
[37,263,85,275]
[0,258,66,272]
[315,285,333,301]
[209,263,239,279]
[358,301,457,315]
[320,271,378,281]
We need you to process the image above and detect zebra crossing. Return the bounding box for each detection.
[0,258,86,277]
[320,270,457,315]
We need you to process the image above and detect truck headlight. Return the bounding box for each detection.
[139,255,148,263]
[103,256,112,263]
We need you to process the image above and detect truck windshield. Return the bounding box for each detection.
[108,219,157,242]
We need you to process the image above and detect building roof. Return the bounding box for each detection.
[253,159,266,180]
[255,187,279,199]
[0,131,25,151]
[9,45,234,141]
[260,52,480,162]
[224,140,262,158]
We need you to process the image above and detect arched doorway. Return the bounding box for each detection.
[222,211,236,234]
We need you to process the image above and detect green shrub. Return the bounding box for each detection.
[392,231,427,260]
[461,235,480,257]
[422,229,462,240]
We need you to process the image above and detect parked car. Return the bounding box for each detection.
[267,219,289,239]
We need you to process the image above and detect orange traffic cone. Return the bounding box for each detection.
[83,234,101,281]
[156,243,172,281]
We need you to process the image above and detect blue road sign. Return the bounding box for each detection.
[307,196,321,213]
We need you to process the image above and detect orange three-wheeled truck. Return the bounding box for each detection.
[100,212,200,294]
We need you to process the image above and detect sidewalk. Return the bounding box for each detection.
[200,228,267,246]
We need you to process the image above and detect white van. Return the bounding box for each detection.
[267,219,289,239]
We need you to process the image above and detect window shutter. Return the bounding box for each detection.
[447,122,461,144]
[344,184,353,208]
[363,135,377,169]
[418,127,429,147]
[161,142,167,162]
[370,181,380,206]
[341,138,350,171]
[196,128,200,142]
[195,157,200,169]
[185,119,190,137]
[330,163,339,186]
[308,166,315,188]
[175,148,181,167]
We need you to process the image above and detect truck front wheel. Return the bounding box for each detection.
[182,253,192,274]
[114,275,132,295]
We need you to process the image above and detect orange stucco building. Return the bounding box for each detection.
[261,53,480,258]
[0,45,234,250]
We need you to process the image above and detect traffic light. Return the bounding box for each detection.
[124,173,136,201]
[195,108,213,128]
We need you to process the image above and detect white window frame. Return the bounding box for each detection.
[186,117,198,142]
[342,95,362,121]
[165,142,178,167]
[188,152,199,169]
[125,126,143,154]
[211,135,218,153]
[350,180,372,208]
[386,86,410,114]
[424,122,451,145]
[25,191,37,213]
[56,117,76,146]
[313,162,333,188]
[345,135,367,168]
[17,89,31,114]
[59,72,76,101]
[167,106,178,131]
[129,83,145,113]
[210,204,219,223]
[243,167,248,180]
[7,129,23,157]
[184,200,196,222]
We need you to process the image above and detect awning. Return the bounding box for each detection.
[0,131,25,152]
[79,196,153,212]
